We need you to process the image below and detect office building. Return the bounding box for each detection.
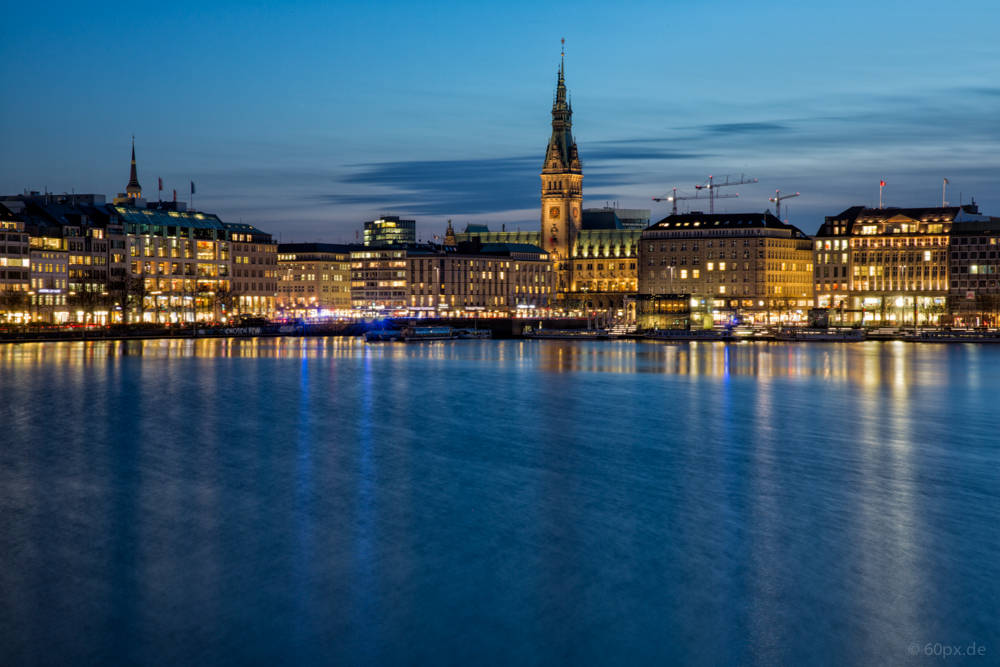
[350,241,554,315]
[277,243,356,316]
[364,216,416,247]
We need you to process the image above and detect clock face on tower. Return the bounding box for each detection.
[572,206,580,220]
[549,206,561,219]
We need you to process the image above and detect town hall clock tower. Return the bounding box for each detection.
[541,44,583,292]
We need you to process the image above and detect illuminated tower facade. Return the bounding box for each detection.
[540,44,582,292]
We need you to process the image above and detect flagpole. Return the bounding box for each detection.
[942,179,947,207]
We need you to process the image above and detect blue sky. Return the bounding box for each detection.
[2,0,999,240]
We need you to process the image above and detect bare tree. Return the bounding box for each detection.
[976,293,1000,326]
[106,273,133,324]
[130,272,149,323]
[214,282,241,323]
[0,289,28,324]
[69,287,103,325]
[877,296,891,325]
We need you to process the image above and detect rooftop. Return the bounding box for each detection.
[648,212,810,238]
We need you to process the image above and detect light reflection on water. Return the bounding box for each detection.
[0,338,990,387]
[0,339,997,666]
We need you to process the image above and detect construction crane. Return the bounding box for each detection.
[652,188,710,216]
[768,190,799,221]
[694,174,757,213]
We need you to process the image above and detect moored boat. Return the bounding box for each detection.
[524,328,616,340]
[455,328,493,339]
[914,329,1000,343]
[774,328,866,342]
[645,329,734,342]
[366,326,456,342]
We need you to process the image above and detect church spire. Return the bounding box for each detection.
[126,135,142,198]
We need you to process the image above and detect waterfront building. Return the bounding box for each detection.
[364,216,416,247]
[635,293,692,330]
[454,55,642,315]
[277,243,356,316]
[0,145,280,323]
[0,208,30,322]
[28,241,69,323]
[350,241,554,316]
[225,222,278,316]
[943,205,1000,325]
[639,212,813,324]
[812,203,991,324]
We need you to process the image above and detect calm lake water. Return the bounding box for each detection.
[1,338,997,666]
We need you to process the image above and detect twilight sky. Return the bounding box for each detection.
[2,0,999,240]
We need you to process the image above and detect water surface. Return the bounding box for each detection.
[1,339,997,666]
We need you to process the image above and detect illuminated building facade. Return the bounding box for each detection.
[945,206,1000,325]
[350,242,554,316]
[277,243,355,316]
[0,208,30,322]
[639,212,814,324]
[363,216,416,246]
[454,55,642,314]
[225,222,278,316]
[813,204,992,324]
[0,145,280,323]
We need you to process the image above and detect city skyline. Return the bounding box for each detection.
[2,0,999,241]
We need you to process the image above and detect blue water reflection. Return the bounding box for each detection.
[0,339,997,666]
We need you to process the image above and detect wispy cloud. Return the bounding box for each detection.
[701,122,789,135]
[318,156,540,215]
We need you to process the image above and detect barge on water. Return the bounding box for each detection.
[774,328,866,342]
[455,328,492,339]
[645,329,735,342]
[365,326,456,342]
[912,329,1000,343]
[523,329,617,340]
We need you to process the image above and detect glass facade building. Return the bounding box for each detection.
[363,216,416,247]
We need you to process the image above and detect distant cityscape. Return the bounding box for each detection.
[3,56,999,329]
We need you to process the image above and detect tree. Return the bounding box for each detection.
[130,272,149,323]
[877,296,891,325]
[975,293,1000,326]
[106,272,133,324]
[214,282,241,323]
[69,287,103,325]
[0,289,28,324]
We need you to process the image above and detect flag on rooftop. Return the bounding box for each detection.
[191,181,196,194]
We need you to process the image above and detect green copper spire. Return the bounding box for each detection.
[544,39,580,173]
